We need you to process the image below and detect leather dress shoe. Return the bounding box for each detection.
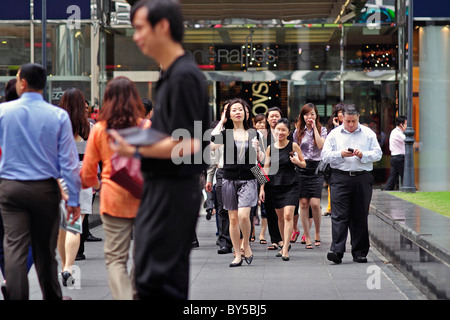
[206,209,213,220]
[217,246,232,254]
[86,234,102,242]
[327,251,343,264]
[75,253,86,261]
[353,256,367,263]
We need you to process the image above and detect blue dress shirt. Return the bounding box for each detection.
[0,92,80,207]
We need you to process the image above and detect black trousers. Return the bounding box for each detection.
[215,169,232,248]
[384,155,404,190]
[134,175,201,300]
[0,179,62,300]
[329,171,373,258]
[264,183,282,245]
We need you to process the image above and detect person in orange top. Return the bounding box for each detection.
[80,76,149,300]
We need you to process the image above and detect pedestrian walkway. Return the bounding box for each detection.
[1,191,426,300]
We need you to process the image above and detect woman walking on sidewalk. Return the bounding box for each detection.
[294,103,327,249]
[210,98,262,267]
[80,77,149,299]
[57,88,94,288]
[263,107,285,251]
[260,118,305,260]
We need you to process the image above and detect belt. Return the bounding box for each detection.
[332,169,368,177]
[391,154,405,158]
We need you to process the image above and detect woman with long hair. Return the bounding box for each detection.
[80,77,149,299]
[57,88,93,287]
[263,107,284,251]
[294,103,327,249]
[260,118,306,260]
[210,98,261,267]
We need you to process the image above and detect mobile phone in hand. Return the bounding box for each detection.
[348,148,354,153]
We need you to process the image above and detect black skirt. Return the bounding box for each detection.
[272,182,300,209]
[297,160,324,199]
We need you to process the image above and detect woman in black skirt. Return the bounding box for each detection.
[294,103,327,249]
[260,119,306,260]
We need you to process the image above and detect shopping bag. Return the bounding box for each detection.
[110,153,143,198]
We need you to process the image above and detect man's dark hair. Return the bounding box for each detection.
[130,0,184,43]
[342,104,360,116]
[18,63,46,91]
[395,115,407,126]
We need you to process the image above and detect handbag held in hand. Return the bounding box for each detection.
[251,162,270,185]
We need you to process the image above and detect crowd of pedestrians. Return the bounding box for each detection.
[0,0,385,301]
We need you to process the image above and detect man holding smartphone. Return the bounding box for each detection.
[384,116,407,190]
[321,104,382,264]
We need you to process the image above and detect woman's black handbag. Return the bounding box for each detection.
[316,160,331,177]
[251,162,270,185]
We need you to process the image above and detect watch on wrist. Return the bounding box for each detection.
[133,146,142,159]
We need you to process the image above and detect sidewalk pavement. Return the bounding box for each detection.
[1,191,427,300]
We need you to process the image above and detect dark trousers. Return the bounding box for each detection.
[264,183,282,245]
[0,179,62,300]
[384,155,404,190]
[134,175,201,300]
[215,169,231,248]
[329,171,373,258]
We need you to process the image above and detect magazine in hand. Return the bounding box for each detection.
[66,214,83,234]
[110,127,168,146]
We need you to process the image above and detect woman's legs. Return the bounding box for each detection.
[229,207,252,264]
[310,198,322,244]
[282,206,295,257]
[61,214,84,273]
[299,198,312,247]
[101,213,135,300]
[228,210,241,264]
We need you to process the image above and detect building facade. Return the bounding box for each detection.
[0,0,448,190]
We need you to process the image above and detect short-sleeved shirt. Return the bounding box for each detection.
[293,126,327,161]
[140,52,210,177]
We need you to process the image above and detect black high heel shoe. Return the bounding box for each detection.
[244,255,253,265]
[229,259,243,267]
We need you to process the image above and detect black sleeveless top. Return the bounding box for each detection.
[268,140,298,186]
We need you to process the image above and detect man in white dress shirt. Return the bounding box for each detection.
[321,104,382,264]
[384,116,407,190]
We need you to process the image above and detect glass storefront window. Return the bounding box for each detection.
[0,24,31,76]
[344,25,398,71]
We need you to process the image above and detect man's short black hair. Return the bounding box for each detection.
[395,115,407,126]
[342,104,360,116]
[19,63,46,91]
[130,0,184,43]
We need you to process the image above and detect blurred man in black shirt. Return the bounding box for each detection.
[109,0,210,300]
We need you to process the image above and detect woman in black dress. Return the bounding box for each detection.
[260,118,306,260]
